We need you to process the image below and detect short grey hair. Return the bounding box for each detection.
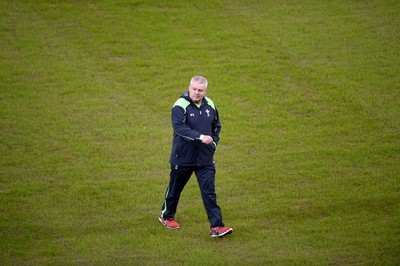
[190,76,208,88]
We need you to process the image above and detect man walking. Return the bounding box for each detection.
[159,76,233,237]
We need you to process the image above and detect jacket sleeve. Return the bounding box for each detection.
[212,107,221,145]
[171,106,202,141]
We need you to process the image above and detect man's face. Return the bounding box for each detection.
[189,82,207,104]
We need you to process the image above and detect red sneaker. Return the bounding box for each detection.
[210,226,233,237]
[159,214,180,229]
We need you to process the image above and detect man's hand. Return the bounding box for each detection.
[201,135,214,144]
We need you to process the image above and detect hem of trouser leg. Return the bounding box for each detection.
[210,224,224,228]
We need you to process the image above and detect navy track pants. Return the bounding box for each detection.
[161,162,224,228]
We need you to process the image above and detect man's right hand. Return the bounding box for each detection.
[201,135,214,145]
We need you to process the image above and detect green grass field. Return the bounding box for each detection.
[1,0,399,265]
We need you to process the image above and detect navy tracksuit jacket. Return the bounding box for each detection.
[162,92,224,227]
[170,92,221,166]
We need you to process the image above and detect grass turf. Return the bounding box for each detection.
[1,0,399,265]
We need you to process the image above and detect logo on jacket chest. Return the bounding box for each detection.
[189,109,211,117]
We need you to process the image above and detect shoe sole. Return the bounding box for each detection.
[158,216,180,229]
[210,228,233,237]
